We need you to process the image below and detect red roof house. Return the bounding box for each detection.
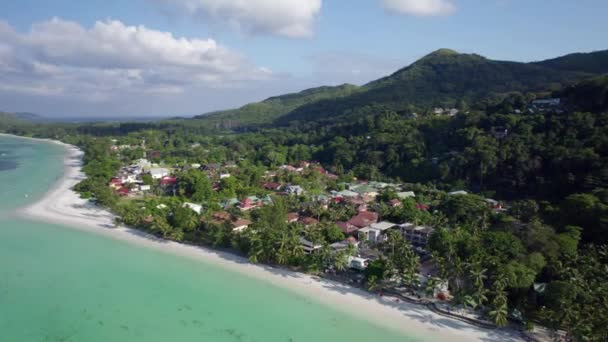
[160,176,177,186]
[347,211,379,228]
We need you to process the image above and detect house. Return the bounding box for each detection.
[448,190,468,196]
[358,222,398,244]
[389,199,402,208]
[263,182,282,191]
[300,217,319,227]
[300,237,322,254]
[231,219,252,232]
[212,211,231,222]
[285,185,305,196]
[397,191,416,199]
[348,256,369,271]
[183,202,203,215]
[287,212,300,223]
[357,204,368,212]
[221,198,239,209]
[135,158,152,169]
[400,223,435,247]
[335,190,359,198]
[347,211,379,229]
[415,203,430,211]
[150,168,170,180]
[353,185,378,198]
[337,221,360,235]
[532,98,561,107]
[139,185,151,192]
[160,176,177,187]
[117,188,130,196]
[239,196,262,211]
[485,198,504,211]
[109,178,123,189]
[330,237,359,251]
[219,173,231,179]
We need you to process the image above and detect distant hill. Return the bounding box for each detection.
[534,49,608,74]
[193,84,360,128]
[191,48,605,128]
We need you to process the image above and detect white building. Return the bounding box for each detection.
[359,222,398,244]
[150,168,170,180]
[183,202,203,215]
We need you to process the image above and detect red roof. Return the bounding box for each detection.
[263,182,282,190]
[117,188,130,196]
[337,221,359,234]
[300,217,319,226]
[348,212,378,228]
[160,176,177,186]
[110,178,122,184]
[416,203,430,211]
[287,212,300,223]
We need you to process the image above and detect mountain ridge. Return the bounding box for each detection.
[191,48,608,128]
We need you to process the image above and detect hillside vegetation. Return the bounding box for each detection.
[191,49,608,128]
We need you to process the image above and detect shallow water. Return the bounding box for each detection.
[0,136,421,342]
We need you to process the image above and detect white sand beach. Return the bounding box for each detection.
[14,136,524,342]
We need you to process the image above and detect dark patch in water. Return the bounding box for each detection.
[98,320,104,326]
[0,159,18,171]
[120,325,129,331]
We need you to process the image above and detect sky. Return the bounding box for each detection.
[0,0,607,118]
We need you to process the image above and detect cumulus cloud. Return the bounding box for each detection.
[152,0,322,38]
[0,18,272,103]
[380,0,456,16]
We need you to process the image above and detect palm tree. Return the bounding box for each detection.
[489,302,508,327]
[333,251,349,272]
[248,233,264,263]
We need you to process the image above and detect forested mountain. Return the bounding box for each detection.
[534,49,608,74]
[193,48,605,129]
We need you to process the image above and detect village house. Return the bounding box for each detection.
[263,182,282,191]
[400,223,435,248]
[183,202,203,215]
[239,196,262,211]
[285,185,305,196]
[300,216,320,227]
[287,212,300,223]
[231,219,252,233]
[337,220,360,235]
[348,256,369,271]
[347,211,379,229]
[330,236,359,251]
[150,167,170,180]
[389,199,402,208]
[300,237,322,254]
[397,191,415,199]
[358,221,398,244]
[160,176,177,187]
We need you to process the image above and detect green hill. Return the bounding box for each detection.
[534,49,608,74]
[193,84,360,128]
[191,48,604,128]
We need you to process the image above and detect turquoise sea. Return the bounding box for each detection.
[0,136,420,342]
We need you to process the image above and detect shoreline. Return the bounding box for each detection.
[7,134,523,341]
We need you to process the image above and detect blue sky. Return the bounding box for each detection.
[1,0,607,117]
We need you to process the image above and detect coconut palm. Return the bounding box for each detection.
[333,251,349,272]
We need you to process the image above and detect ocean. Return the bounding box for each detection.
[0,136,420,342]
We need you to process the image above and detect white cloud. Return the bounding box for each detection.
[152,0,322,38]
[380,0,456,16]
[0,18,273,103]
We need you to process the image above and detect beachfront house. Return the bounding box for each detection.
[348,256,369,271]
[300,237,322,254]
[358,221,398,244]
